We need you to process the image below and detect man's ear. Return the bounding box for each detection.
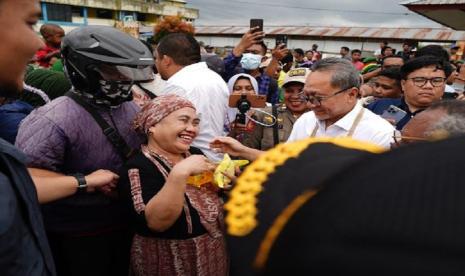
[400,79,407,92]
[160,54,173,67]
[348,87,359,100]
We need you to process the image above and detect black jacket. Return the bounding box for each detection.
[0,138,55,276]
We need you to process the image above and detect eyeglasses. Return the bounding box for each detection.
[392,130,428,146]
[407,77,446,88]
[299,87,351,106]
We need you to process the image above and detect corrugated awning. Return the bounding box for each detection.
[401,0,465,30]
[195,25,465,41]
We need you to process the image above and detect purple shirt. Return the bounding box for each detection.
[16,96,143,234]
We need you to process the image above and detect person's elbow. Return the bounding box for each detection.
[147,220,172,232]
[145,210,179,232]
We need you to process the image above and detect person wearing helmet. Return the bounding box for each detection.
[16,26,154,276]
[61,26,154,107]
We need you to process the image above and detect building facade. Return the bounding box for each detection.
[39,0,199,33]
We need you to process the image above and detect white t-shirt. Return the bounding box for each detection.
[445,84,455,93]
[287,103,395,149]
[166,62,229,161]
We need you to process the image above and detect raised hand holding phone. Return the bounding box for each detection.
[233,24,265,57]
[275,34,287,48]
[250,19,263,33]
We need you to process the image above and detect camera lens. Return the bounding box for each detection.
[237,98,251,114]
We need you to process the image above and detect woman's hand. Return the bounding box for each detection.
[174,155,216,176]
[145,155,216,232]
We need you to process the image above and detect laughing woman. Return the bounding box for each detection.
[119,94,228,276]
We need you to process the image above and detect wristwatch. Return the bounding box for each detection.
[74,173,87,193]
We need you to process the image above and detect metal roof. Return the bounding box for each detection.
[195,26,465,41]
[401,0,465,30]
[401,0,465,5]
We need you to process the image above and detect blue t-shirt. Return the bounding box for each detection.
[0,100,33,144]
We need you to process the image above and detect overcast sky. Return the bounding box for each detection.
[186,0,443,28]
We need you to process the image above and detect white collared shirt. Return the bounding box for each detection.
[287,103,395,149]
[166,62,229,161]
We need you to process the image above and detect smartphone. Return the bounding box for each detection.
[275,34,288,47]
[250,19,263,33]
[228,94,267,108]
[381,105,407,125]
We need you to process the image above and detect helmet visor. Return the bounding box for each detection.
[96,64,154,82]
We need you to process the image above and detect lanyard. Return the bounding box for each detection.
[310,107,365,138]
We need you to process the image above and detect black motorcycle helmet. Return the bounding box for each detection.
[61,26,154,107]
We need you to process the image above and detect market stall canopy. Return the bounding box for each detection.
[402,0,465,30]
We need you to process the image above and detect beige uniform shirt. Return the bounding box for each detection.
[243,105,297,151]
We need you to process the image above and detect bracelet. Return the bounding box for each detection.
[74,173,87,193]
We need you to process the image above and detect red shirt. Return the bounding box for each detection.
[352,61,364,71]
[34,44,59,68]
[312,51,322,61]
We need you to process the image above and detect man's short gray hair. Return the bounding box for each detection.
[311,57,361,89]
[427,115,465,138]
[425,100,465,138]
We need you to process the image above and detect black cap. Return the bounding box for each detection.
[226,136,465,275]
[226,137,383,275]
[263,136,465,275]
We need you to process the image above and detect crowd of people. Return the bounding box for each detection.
[2,0,465,275]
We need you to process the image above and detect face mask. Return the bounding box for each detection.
[96,80,134,107]
[240,53,262,70]
[452,82,465,92]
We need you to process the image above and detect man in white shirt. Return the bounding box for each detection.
[210,58,394,161]
[155,33,229,161]
[288,57,394,148]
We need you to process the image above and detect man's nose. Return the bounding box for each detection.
[423,80,435,88]
[306,100,318,109]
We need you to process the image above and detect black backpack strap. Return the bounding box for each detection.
[272,104,279,146]
[65,92,134,161]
